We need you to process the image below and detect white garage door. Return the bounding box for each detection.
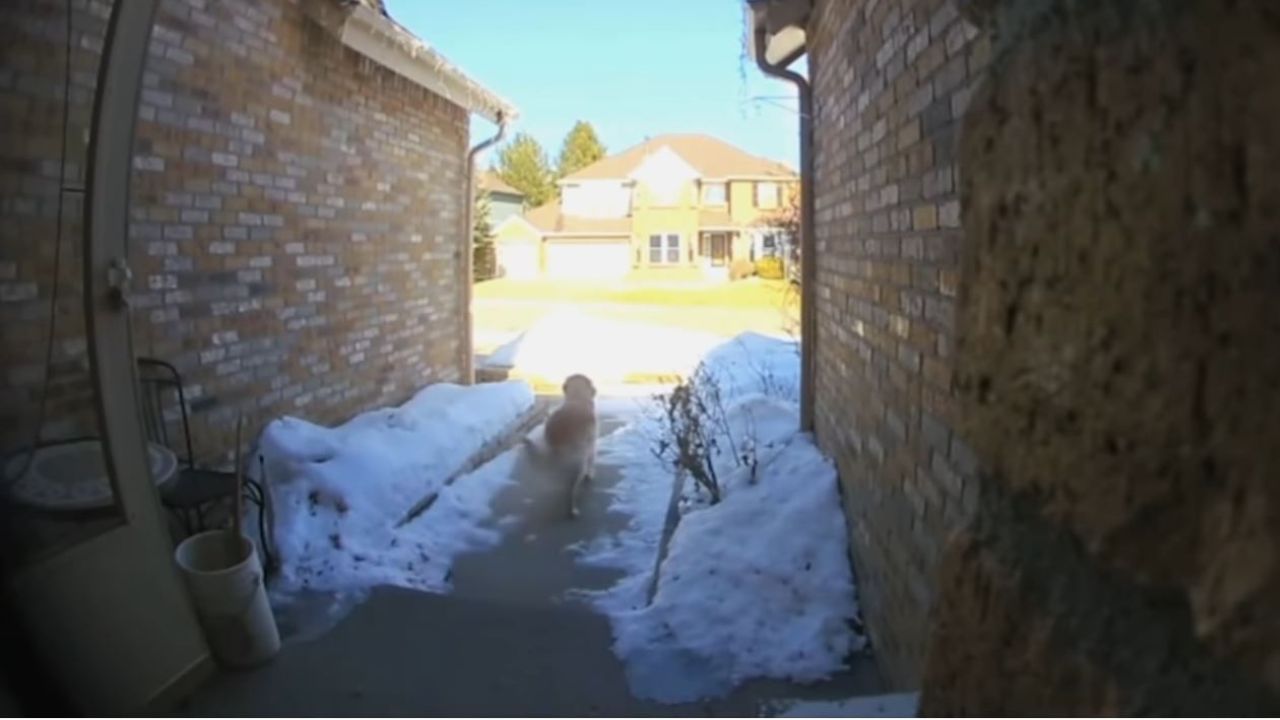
[545,241,631,279]
[497,243,538,279]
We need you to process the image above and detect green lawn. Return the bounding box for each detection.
[473,277,796,310]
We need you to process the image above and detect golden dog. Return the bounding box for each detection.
[522,374,598,518]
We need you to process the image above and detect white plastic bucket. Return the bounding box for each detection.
[175,530,280,668]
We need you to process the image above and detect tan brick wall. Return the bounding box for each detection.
[1,0,469,463]
[1,0,114,450]
[807,0,989,688]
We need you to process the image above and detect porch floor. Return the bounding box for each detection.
[178,406,883,716]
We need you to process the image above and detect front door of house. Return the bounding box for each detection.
[711,234,729,265]
[701,232,729,267]
[4,1,209,713]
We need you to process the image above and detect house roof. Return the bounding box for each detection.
[480,171,523,197]
[746,0,811,67]
[522,203,630,236]
[352,0,389,15]
[331,2,518,123]
[560,134,796,183]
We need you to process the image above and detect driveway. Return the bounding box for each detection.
[473,278,798,388]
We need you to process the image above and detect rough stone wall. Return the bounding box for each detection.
[807,0,987,687]
[1,0,469,462]
[919,0,1280,713]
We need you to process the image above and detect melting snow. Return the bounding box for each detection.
[258,381,534,595]
[575,333,865,703]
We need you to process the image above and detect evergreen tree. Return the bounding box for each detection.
[474,189,495,245]
[472,188,496,281]
[496,133,555,207]
[555,120,607,179]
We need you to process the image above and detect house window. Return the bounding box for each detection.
[648,233,681,264]
[755,181,779,209]
[701,182,727,206]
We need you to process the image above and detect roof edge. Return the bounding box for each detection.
[745,0,812,67]
[557,172,798,185]
[557,134,798,183]
[340,5,518,123]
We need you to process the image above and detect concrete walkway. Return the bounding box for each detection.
[179,402,883,716]
[447,413,633,608]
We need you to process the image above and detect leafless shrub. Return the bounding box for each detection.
[651,366,760,505]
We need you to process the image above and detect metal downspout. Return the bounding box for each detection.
[754,28,816,432]
[460,113,507,384]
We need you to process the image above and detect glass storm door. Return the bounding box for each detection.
[4,1,209,713]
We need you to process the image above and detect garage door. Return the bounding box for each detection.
[545,241,631,279]
[496,243,538,279]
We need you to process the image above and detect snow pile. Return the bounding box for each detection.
[576,334,864,702]
[694,330,801,402]
[484,308,726,385]
[259,381,534,594]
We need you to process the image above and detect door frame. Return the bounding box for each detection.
[5,0,212,712]
[700,232,730,267]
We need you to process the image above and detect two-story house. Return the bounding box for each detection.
[492,134,798,280]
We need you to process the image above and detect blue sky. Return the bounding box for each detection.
[385,0,801,169]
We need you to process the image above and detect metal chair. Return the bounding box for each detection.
[135,357,275,571]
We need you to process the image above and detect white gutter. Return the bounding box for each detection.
[750,0,816,432]
[338,4,518,124]
[745,0,811,67]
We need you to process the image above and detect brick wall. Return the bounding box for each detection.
[1,0,111,451]
[2,0,469,462]
[807,0,988,688]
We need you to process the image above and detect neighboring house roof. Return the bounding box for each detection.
[521,202,630,236]
[479,171,523,198]
[561,134,795,183]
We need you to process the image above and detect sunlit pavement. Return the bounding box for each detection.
[476,305,792,392]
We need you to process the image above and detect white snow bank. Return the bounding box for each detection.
[695,331,801,402]
[576,334,865,703]
[259,381,534,594]
[484,308,726,385]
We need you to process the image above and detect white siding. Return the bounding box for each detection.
[545,242,631,279]
[560,181,631,218]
